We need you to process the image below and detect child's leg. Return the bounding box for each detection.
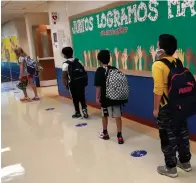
[108,106,124,144]
[102,116,108,132]
[28,76,39,98]
[20,88,30,101]
[20,77,30,101]
[100,107,109,140]
[115,116,124,144]
[23,89,28,98]
[101,107,109,131]
[20,89,30,101]
[115,117,122,136]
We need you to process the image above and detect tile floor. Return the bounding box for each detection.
[1,82,196,183]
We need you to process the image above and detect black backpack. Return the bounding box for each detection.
[159,58,196,120]
[65,59,88,87]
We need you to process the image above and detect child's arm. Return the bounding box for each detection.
[96,87,101,104]
[19,62,24,80]
[62,71,68,89]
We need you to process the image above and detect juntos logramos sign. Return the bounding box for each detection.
[70,0,196,74]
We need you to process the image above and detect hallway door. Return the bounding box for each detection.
[32,25,57,86]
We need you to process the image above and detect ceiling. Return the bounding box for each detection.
[1,1,49,24]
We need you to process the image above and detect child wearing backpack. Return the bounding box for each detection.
[62,47,88,119]
[15,47,40,101]
[94,50,129,144]
[152,34,196,178]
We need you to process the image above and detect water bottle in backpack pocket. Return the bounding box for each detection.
[159,58,196,120]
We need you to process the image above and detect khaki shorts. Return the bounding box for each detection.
[101,105,122,118]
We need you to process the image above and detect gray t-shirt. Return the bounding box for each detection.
[19,56,28,76]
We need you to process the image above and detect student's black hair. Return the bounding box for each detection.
[97,50,110,65]
[159,34,177,56]
[62,47,73,58]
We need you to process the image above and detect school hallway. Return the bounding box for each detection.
[1,83,196,183]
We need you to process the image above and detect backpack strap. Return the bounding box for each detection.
[63,58,78,64]
[156,58,173,104]
[156,58,184,104]
[105,65,115,77]
[157,58,173,70]
[65,60,71,65]
[175,59,183,68]
[157,58,183,70]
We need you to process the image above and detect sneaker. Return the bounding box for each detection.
[20,97,30,102]
[99,131,110,140]
[157,166,178,178]
[118,136,124,144]
[177,160,192,172]
[32,97,40,101]
[82,108,89,119]
[72,113,82,118]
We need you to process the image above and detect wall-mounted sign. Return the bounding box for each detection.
[51,12,59,24]
[53,32,57,42]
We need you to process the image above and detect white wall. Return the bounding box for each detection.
[48,1,115,68]
[48,1,71,68]
[25,13,49,59]
[15,18,29,55]
[2,1,114,66]
[2,13,49,59]
[66,1,115,16]
[1,19,29,55]
[1,21,18,38]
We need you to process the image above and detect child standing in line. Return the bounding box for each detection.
[94,50,124,144]
[61,47,88,118]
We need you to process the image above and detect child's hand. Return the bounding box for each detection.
[39,66,43,71]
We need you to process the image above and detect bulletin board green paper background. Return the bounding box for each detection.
[70,1,196,74]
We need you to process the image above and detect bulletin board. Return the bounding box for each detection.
[69,0,196,75]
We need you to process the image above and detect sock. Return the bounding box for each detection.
[103,129,108,135]
[117,132,122,138]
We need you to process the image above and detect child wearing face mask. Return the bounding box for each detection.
[152,34,193,178]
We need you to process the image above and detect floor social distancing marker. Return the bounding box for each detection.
[131,150,147,157]
[75,123,88,127]
[45,108,55,111]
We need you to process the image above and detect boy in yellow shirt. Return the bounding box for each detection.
[152,34,191,178]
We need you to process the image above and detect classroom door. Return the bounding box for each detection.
[32,25,57,86]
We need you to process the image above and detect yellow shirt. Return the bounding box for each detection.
[152,56,177,106]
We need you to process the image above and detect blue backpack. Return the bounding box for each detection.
[159,58,196,120]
